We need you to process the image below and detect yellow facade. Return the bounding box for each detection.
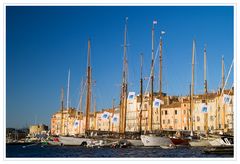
[29,124,48,135]
[51,90,233,135]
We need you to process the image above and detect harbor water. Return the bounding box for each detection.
[6,144,233,158]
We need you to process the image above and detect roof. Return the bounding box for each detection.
[162,102,181,108]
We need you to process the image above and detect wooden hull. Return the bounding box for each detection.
[170,138,190,146]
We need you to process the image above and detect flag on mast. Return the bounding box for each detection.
[223,94,231,104]
[153,98,161,108]
[128,92,135,100]
[73,120,80,128]
[201,103,208,113]
[112,115,119,124]
[153,20,157,25]
[101,111,110,120]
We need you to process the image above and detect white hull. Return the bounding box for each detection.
[189,139,210,147]
[127,139,144,146]
[59,136,91,146]
[209,137,233,147]
[140,135,173,147]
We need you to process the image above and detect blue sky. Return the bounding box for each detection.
[6,6,233,128]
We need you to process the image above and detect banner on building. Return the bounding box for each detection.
[153,98,163,108]
[201,103,208,113]
[73,120,80,128]
[153,99,160,108]
[112,115,119,124]
[128,92,135,100]
[101,111,110,120]
[223,94,231,104]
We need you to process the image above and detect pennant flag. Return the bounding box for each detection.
[153,20,157,25]
[201,103,208,113]
[101,112,110,120]
[112,115,119,124]
[161,31,166,35]
[73,120,80,128]
[153,98,161,108]
[128,92,135,100]
[223,94,231,104]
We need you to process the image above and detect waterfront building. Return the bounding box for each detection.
[29,124,48,137]
[50,90,233,135]
[192,89,233,134]
[50,107,82,136]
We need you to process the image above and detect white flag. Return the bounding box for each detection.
[73,120,80,128]
[161,31,166,35]
[111,115,119,124]
[223,94,231,104]
[153,98,161,108]
[201,103,208,113]
[128,92,135,100]
[153,20,157,25]
[101,111,110,120]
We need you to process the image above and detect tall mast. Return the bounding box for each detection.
[60,88,64,135]
[190,39,195,133]
[85,39,91,133]
[112,98,115,132]
[120,17,128,134]
[93,96,96,131]
[188,84,191,131]
[159,33,163,130]
[67,69,70,110]
[149,20,156,132]
[204,46,207,93]
[66,69,70,135]
[139,53,143,134]
[78,78,85,134]
[221,55,225,130]
[221,56,225,90]
[203,46,208,134]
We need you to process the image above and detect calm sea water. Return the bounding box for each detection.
[6,144,233,158]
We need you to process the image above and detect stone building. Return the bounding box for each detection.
[29,124,48,136]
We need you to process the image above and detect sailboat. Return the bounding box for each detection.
[59,39,92,146]
[140,21,173,148]
[208,57,234,147]
[187,40,210,147]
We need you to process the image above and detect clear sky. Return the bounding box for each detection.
[6,6,233,128]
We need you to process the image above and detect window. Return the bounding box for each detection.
[174,119,178,123]
[210,116,214,121]
[197,116,200,122]
[165,111,168,115]
[163,120,165,124]
[175,110,177,115]
[144,104,148,110]
[184,110,186,114]
[168,119,170,124]
[197,126,200,130]
[184,104,186,107]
